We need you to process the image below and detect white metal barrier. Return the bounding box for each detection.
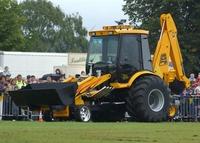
[1,94,31,120]
[2,93,200,122]
[173,95,200,121]
[0,94,3,120]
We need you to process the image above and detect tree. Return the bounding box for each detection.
[0,0,25,51]
[20,0,88,53]
[52,14,88,53]
[123,0,200,74]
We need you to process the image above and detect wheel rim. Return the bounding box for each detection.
[148,89,164,112]
[80,106,91,122]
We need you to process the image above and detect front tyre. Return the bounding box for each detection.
[75,105,91,122]
[126,75,170,122]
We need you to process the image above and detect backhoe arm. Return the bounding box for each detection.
[152,13,190,89]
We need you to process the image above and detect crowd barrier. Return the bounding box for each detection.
[0,94,34,120]
[0,94,3,120]
[172,95,200,121]
[1,93,200,121]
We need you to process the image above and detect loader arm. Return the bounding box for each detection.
[152,13,190,89]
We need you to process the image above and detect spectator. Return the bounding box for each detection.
[189,73,196,84]
[30,75,37,84]
[16,74,26,89]
[3,66,11,77]
[55,69,62,75]
[191,73,200,89]
[0,76,6,93]
[26,75,31,84]
[192,76,200,95]
[195,73,200,83]
[8,79,18,91]
[58,75,65,82]
[81,71,86,76]
[0,82,4,93]
[46,76,52,83]
[5,75,11,83]
[194,85,200,95]
[0,67,3,76]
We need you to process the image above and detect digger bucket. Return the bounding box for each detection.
[9,82,78,107]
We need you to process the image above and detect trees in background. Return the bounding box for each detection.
[0,0,25,51]
[21,0,88,53]
[123,0,200,74]
[0,0,88,53]
[1,0,200,73]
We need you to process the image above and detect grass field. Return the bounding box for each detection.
[0,121,200,143]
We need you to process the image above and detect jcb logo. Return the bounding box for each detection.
[159,53,167,66]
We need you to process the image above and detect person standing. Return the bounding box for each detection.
[30,75,37,83]
[16,74,26,89]
[195,73,200,83]
[189,73,196,84]
[2,66,11,77]
[46,76,53,83]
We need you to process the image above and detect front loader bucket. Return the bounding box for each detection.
[9,82,77,107]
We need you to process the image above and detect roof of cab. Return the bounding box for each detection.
[89,25,149,36]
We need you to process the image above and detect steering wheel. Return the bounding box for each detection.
[119,63,138,73]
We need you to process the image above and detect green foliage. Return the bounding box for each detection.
[21,0,88,53]
[123,0,200,74]
[0,0,88,53]
[0,0,25,51]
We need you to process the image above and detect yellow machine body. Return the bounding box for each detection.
[9,13,190,121]
[53,13,190,119]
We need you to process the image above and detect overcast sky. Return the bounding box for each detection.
[19,0,129,31]
[50,0,128,30]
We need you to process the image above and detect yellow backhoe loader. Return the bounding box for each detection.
[10,13,190,122]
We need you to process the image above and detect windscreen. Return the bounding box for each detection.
[88,36,118,64]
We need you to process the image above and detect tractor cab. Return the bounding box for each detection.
[86,25,152,82]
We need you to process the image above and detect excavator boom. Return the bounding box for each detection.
[152,13,190,89]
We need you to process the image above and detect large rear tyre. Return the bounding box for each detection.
[126,75,170,122]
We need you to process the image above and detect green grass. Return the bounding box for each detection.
[0,121,200,143]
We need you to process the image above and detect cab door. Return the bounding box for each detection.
[118,34,142,82]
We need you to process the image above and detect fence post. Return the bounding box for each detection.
[0,93,3,120]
